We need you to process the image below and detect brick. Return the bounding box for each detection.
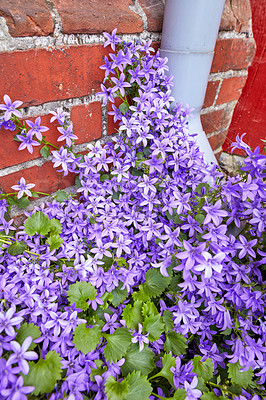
[0,45,107,107]
[216,75,247,105]
[71,102,102,144]
[231,0,252,34]
[220,0,237,31]
[0,0,53,37]
[53,0,143,34]
[207,130,228,152]
[139,0,165,32]
[211,38,256,72]
[0,115,60,169]
[203,80,220,108]
[201,108,232,134]
[0,162,76,197]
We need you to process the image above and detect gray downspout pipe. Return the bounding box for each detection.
[160,0,226,166]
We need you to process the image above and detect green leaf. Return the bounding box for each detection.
[102,254,114,270]
[8,240,27,255]
[126,371,152,400]
[49,218,62,235]
[23,351,62,395]
[228,361,253,389]
[132,287,150,302]
[104,327,131,363]
[67,281,97,311]
[131,167,144,177]
[24,211,51,236]
[16,323,41,350]
[122,301,143,330]
[163,310,174,333]
[75,176,82,189]
[195,213,205,225]
[54,189,69,203]
[116,257,128,267]
[201,392,224,400]
[100,174,110,182]
[73,324,101,354]
[164,332,187,356]
[15,196,30,209]
[142,301,158,318]
[141,268,172,298]
[121,343,155,376]
[143,314,164,342]
[40,145,51,159]
[111,283,128,307]
[47,234,63,250]
[192,356,214,382]
[173,389,187,400]
[119,102,129,115]
[158,353,176,386]
[105,376,128,400]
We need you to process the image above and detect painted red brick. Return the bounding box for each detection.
[211,38,256,73]
[138,0,164,32]
[0,0,53,37]
[0,45,107,107]
[201,108,232,134]
[203,80,220,108]
[0,162,76,196]
[71,102,102,144]
[216,76,247,105]
[53,0,143,34]
[0,115,60,169]
[207,130,228,151]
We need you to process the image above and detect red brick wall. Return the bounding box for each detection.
[0,0,256,208]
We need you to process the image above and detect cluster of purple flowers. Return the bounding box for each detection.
[0,30,265,400]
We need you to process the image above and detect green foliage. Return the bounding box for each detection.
[23,351,63,395]
[156,353,176,386]
[7,240,27,255]
[122,300,143,330]
[46,234,63,250]
[24,212,51,236]
[139,267,172,298]
[172,389,187,399]
[67,281,97,311]
[105,376,129,400]
[119,102,129,115]
[16,323,41,351]
[142,301,158,318]
[164,332,188,356]
[7,196,30,208]
[121,343,155,376]
[104,327,132,363]
[163,310,174,332]
[111,282,128,307]
[73,324,102,354]
[192,356,214,382]
[40,145,51,159]
[228,361,254,389]
[126,371,152,400]
[143,314,164,342]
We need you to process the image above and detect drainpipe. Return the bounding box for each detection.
[160,0,226,165]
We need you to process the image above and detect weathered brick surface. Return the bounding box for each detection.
[0,115,59,169]
[216,76,247,105]
[107,98,123,136]
[139,0,164,32]
[203,80,220,108]
[71,102,102,144]
[0,162,76,196]
[201,108,232,134]
[0,0,54,37]
[220,0,237,31]
[211,38,256,72]
[53,0,143,34]
[231,0,252,34]
[208,130,228,151]
[0,45,107,107]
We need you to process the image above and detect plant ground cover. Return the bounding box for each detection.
[0,30,265,400]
